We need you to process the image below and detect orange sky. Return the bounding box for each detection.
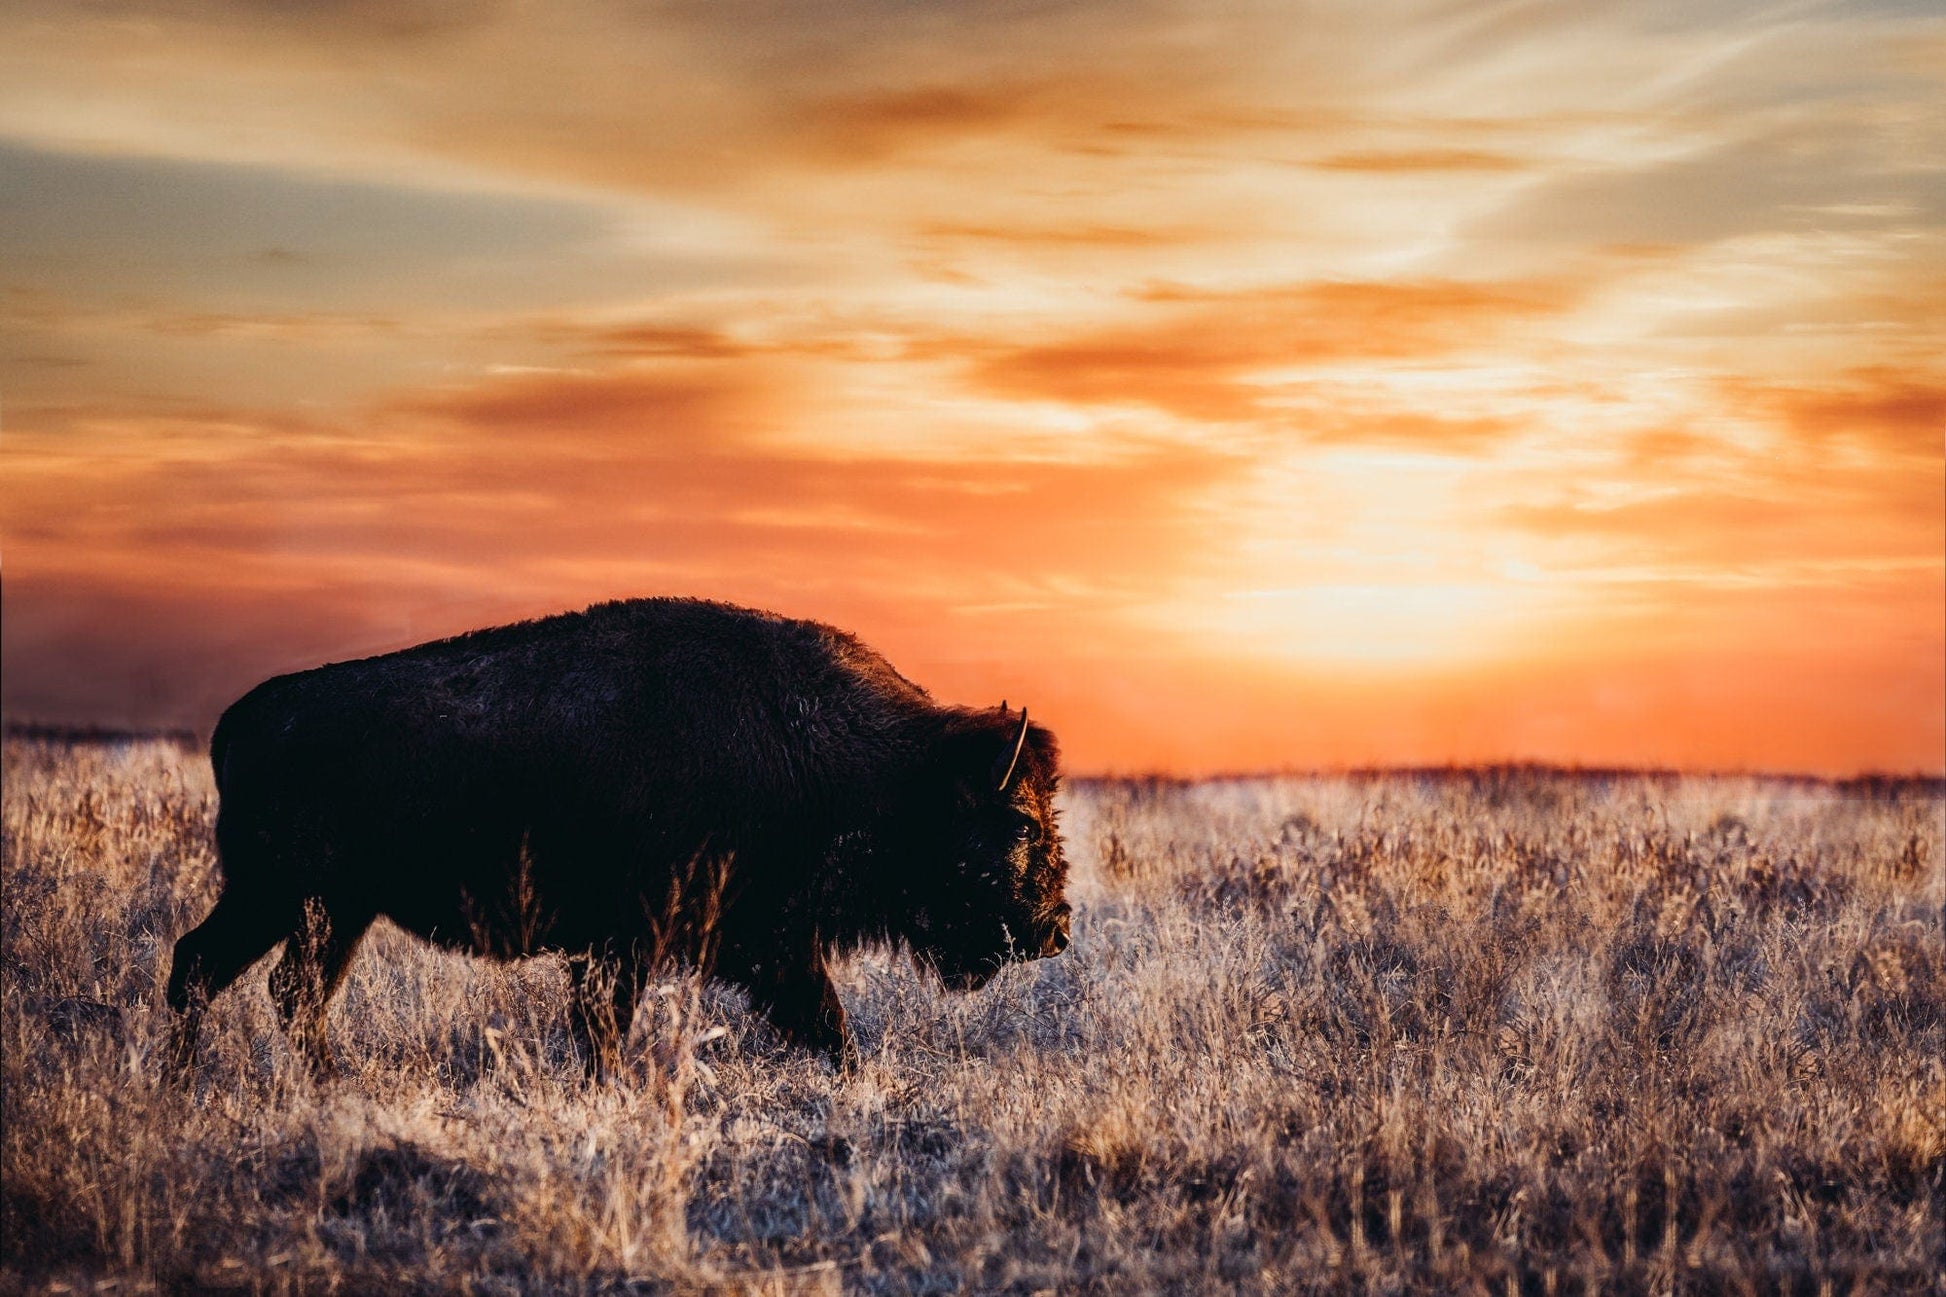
[2,1,1942,775]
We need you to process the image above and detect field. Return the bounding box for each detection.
[3,737,1942,1294]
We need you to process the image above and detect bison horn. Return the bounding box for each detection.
[995,708,1030,791]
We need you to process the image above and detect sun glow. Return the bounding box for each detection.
[1208,579,1555,666]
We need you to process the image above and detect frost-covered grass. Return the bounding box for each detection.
[4,739,1941,1293]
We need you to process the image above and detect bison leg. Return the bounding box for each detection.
[566,948,644,1080]
[164,889,292,1077]
[267,899,372,1074]
[740,952,855,1070]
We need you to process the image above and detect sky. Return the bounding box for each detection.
[2,0,1941,775]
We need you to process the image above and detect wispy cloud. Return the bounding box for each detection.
[966,278,1580,421]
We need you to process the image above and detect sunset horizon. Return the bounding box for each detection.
[4,0,1942,778]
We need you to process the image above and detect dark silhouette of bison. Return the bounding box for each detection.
[166,597,1068,1075]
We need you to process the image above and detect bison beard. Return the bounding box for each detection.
[164,597,1069,1077]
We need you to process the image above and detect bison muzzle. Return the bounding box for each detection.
[165,597,1068,1075]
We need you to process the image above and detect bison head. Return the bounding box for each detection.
[905,704,1070,990]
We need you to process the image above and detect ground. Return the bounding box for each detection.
[2,737,1942,1294]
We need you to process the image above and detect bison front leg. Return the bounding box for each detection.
[739,950,856,1070]
[566,948,644,1080]
[165,887,294,1079]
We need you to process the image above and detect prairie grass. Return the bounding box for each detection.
[3,738,1941,1294]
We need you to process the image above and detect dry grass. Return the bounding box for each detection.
[3,738,1942,1295]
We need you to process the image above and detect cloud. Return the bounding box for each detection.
[395,368,756,445]
[587,325,753,359]
[966,278,1579,421]
[1311,149,1528,172]
[798,85,1041,164]
[1720,368,1946,456]
[0,346,1248,732]
[0,140,621,314]
[916,222,1202,249]
[1287,408,1525,454]
[1476,124,1946,251]
[1497,404,1944,582]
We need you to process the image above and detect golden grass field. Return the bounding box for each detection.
[3,736,1942,1294]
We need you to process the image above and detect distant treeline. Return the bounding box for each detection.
[1071,761,1945,798]
[3,720,201,748]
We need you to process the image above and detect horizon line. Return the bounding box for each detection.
[5,719,1939,789]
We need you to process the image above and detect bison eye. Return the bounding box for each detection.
[1011,816,1041,845]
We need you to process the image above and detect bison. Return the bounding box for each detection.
[165,597,1068,1075]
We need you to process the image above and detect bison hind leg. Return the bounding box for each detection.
[164,888,294,1078]
[566,949,646,1082]
[268,899,373,1075]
